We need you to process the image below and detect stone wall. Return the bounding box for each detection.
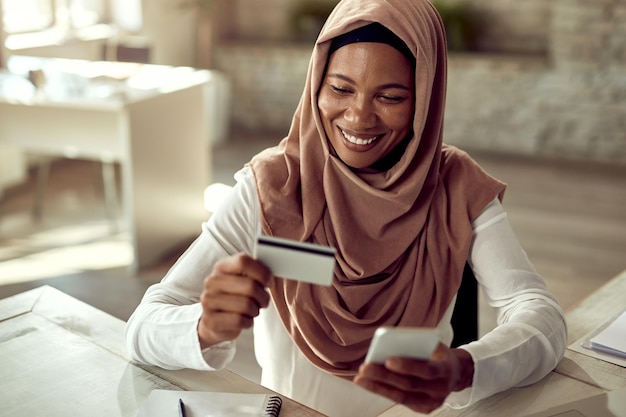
[435,0,550,54]
[543,0,626,162]
[444,55,626,162]
[215,43,311,133]
[213,0,626,164]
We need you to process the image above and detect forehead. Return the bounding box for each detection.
[326,42,414,83]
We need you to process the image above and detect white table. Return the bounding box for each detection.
[0,286,324,417]
[3,271,624,417]
[0,56,212,272]
[557,269,626,391]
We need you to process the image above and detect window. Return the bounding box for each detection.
[1,0,55,33]
[69,0,106,28]
[110,0,142,32]
[1,0,141,34]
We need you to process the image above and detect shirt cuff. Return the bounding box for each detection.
[185,303,237,370]
[200,340,237,370]
[444,347,476,408]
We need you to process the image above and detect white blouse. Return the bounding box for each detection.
[125,166,567,417]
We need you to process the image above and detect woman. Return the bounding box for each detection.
[126,0,567,415]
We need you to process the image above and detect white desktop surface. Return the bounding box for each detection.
[1,270,624,417]
[0,286,324,417]
[523,386,626,417]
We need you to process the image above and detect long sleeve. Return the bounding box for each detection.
[446,198,568,407]
[125,168,261,370]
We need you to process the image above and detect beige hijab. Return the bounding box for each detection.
[249,0,505,376]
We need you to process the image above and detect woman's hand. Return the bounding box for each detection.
[197,254,272,349]
[353,343,475,414]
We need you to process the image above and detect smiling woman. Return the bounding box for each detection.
[125,1,567,416]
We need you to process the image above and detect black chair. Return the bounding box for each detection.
[450,263,479,348]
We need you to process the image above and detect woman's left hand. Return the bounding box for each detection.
[353,343,474,414]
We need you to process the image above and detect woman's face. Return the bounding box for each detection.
[318,42,415,169]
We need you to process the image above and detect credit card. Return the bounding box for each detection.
[254,235,336,286]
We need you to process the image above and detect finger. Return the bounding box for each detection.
[215,254,273,286]
[385,343,451,379]
[360,360,437,382]
[385,356,444,380]
[204,274,270,309]
[198,289,264,348]
[200,310,255,332]
[202,292,265,318]
[198,254,273,348]
[198,311,254,342]
[359,362,449,397]
[384,347,460,396]
[354,374,445,414]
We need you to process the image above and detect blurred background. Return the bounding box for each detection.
[1,0,625,383]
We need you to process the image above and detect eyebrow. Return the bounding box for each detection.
[326,73,412,91]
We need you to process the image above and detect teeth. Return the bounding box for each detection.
[341,130,378,145]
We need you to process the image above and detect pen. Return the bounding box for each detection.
[178,398,187,417]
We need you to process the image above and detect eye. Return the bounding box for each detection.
[329,84,352,95]
[378,94,406,104]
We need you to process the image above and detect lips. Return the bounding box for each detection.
[341,129,381,145]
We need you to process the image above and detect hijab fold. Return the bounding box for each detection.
[249,0,506,376]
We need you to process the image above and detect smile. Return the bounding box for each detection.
[341,130,381,145]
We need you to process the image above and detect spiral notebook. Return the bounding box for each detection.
[138,389,282,417]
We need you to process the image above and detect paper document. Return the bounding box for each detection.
[589,309,626,359]
[570,307,626,368]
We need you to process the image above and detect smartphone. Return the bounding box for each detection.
[365,326,440,364]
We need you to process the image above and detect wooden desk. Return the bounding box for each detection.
[0,286,324,417]
[3,271,623,417]
[379,269,626,417]
[0,56,211,272]
[556,269,626,391]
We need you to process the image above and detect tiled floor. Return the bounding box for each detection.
[1,131,626,385]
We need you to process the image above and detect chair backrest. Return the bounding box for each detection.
[450,263,479,348]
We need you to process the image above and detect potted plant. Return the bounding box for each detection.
[432,1,480,52]
[289,1,338,42]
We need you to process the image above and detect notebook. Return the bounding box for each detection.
[138,389,283,417]
[521,387,626,417]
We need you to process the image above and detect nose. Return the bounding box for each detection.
[344,95,376,128]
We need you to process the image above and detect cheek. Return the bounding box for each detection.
[318,93,341,130]
[397,102,415,131]
[317,91,333,117]
[381,107,414,132]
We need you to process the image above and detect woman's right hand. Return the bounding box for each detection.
[197,253,272,349]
